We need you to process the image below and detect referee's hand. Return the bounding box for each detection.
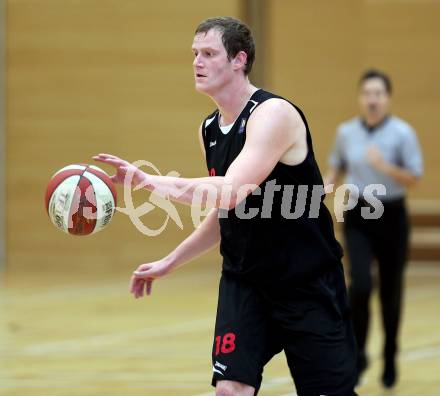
[365,145,385,171]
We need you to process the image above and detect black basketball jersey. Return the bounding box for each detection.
[201,89,343,289]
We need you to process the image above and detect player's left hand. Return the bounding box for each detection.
[130,259,173,298]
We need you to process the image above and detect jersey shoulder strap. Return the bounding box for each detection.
[249,89,315,155]
[201,109,218,150]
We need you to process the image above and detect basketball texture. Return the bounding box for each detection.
[45,164,117,235]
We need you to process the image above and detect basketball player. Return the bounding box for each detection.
[94,17,358,396]
[325,69,423,388]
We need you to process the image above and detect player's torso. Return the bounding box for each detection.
[201,89,343,288]
[202,89,324,195]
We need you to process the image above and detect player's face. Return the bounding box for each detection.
[192,29,234,95]
[359,78,390,120]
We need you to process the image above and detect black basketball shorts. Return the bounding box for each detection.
[211,264,358,396]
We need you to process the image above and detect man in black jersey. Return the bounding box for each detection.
[94,17,357,396]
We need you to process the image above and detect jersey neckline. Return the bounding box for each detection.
[216,88,262,135]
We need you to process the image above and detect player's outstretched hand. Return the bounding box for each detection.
[130,260,173,298]
[93,153,146,187]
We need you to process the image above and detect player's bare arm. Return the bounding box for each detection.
[129,122,220,298]
[130,207,220,297]
[94,99,305,210]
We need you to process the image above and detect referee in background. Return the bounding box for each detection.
[325,69,423,388]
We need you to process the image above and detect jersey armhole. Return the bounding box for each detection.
[201,111,218,150]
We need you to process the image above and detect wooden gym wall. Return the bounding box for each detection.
[6,0,239,274]
[267,0,440,200]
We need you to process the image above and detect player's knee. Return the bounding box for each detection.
[215,380,255,396]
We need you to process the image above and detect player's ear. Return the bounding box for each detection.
[233,51,247,71]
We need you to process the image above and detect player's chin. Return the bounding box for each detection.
[194,83,209,94]
[195,79,213,93]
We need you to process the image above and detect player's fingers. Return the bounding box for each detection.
[136,280,144,298]
[146,279,153,296]
[131,279,138,297]
[93,155,126,167]
[97,153,120,160]
[133,271,147,279]
[92,156,108,163]
[93,154,116,161]
[134,283,140,298]
[98,158,123,167]
[134,272,156,281]
[137,278,146,296]
[129,275,137,293]
[133,267,153,279]
[134,279,145,299]
[130,276,141,297]
[92,157,115,166]
[143,278,149,297]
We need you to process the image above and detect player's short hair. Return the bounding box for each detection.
[359,69,392,95]
[195,16,255,75]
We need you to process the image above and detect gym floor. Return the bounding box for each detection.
[1,260,439,396]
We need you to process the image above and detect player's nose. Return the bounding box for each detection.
[193,54,203,67]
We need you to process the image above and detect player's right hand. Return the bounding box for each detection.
[93,153,147,187]
[130,259,173,298]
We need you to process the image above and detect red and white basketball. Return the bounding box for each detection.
[45,164,117,236]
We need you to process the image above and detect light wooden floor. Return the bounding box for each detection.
[1,261,440,396]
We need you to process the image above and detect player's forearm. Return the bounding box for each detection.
[164,209,221,271]
[140,173,235,209]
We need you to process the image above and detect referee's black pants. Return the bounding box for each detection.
[343,198,409,367]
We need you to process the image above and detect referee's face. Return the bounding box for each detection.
[359,78,390,121]
[192,29,234,96]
